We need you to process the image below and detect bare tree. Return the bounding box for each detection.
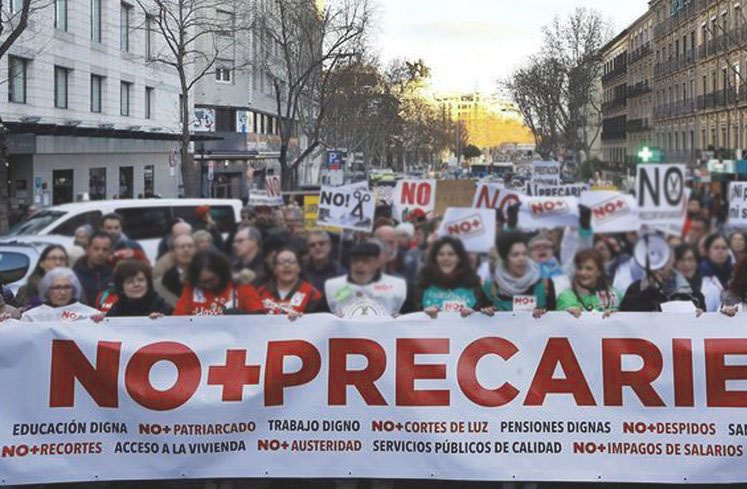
[134,0,249,196]
[253,0,372,189]
[507,8,611,162]
[0,0,50,231]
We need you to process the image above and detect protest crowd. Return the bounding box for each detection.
[1,189,744,324]
[1,172,746,489]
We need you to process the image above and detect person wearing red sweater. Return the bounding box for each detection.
[174,251,263,316]
[257,247,323,319]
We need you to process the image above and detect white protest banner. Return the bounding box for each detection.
[517,195,580,230]
[636,164,686,232]
[729,182,747,227]
[392,179,436,222]
[437,207,496,253]
[317,182,375,232]
[580,191,641,234]
[531,161,561,186]
[248,190,284,207]
[3,313,747,485]
[472,182,522,211]
[527,184,588,198]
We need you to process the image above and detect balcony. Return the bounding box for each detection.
[602,65,628,85]
[627,118,651,133]
[627,81,651,99]
[602,97,627,113]
[655,0,713,38]
[628,44,651,65]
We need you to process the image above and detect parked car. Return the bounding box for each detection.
[2,199,243,261]
[0,242,45,294]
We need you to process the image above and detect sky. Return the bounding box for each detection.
[375,0,649,94]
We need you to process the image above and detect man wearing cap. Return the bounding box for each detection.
[324,241,408,318]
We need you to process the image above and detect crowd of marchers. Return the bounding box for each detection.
[1,196,746,324]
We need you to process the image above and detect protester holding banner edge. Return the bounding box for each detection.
[557,249,621,317]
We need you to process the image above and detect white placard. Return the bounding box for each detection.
[472,183,522,211]
[517,195,580,230]
[437,207,497,253]
[527,184,588,198]
[636,164,686,229]
[531,161,561,186]
[580,191,642,233]
[729,182,747,227]
[317,182,375,232]
[392,179,436,222]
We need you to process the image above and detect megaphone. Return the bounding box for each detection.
[633,234,672,272]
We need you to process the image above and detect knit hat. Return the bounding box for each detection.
[395,222,415,239]
[528,232,554,250]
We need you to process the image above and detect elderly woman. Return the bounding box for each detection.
[192,230,215,252]
[22,268,99,321]
[257,247,323,319]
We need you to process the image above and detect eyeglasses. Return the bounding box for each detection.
[308,241,328,248]
[50,285,74,292]
[45,255,67,262]
[276,259,298,267]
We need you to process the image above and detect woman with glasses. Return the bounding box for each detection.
[20,267,99,322]
[15,245,70,310]
[258,247,323,319]
[173,250,263,316]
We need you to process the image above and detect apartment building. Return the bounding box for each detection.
[191,2,318,198]
[626,11,656,169]
[600,30,629,171]
[2,0,183,207]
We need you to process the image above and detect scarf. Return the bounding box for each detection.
[494,261,542,297]
[539,257,562,278]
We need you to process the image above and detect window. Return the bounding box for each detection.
[91,0,102,42]
[8,56,27,104]
[118,167,134,199]
[9,0,23,13]
[120,81,132,116]
[145,14,155,59]
[52,210,103,235]
[116,207,172,240]
[144,165,154,196]
[216,60,232,82]
[0,252,30,285]
[120,2,132,52]
[55,0,67,31]
[91,75,103,113]
[216,9,235,36]
[54,66,69,109]
[145,86,154,119]
[89,168,106,200]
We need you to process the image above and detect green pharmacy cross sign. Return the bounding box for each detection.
[637,147,662,164]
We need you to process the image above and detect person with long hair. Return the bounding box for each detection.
[721,258,747,317]
[14,245,69,309]
[673,244,721,312]
[483,233,556,315]
[415,236,489,318]
[729,231,747,264]
[557,249,621,317]
[257,247,323,319]
[173,250,263,316]
[699,234,733,289]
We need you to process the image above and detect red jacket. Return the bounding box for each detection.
[174,284,263,316]
[257,280,323,314]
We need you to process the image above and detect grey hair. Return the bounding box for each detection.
[307,229,331,243]
[38,267,83,302]
[192,230,214,244]
[75,224,94,237]
[236,227,262,246]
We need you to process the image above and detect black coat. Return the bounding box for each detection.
[620,280,705,312]
[107,293,173,317]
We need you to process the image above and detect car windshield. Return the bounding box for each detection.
[5,210,66,237]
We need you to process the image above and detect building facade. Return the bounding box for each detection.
[626,11,655,169]
[602,0,747,170]
[3,0,183,209]
[601,30,629,173]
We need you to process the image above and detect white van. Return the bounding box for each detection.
[2,199,243,261]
